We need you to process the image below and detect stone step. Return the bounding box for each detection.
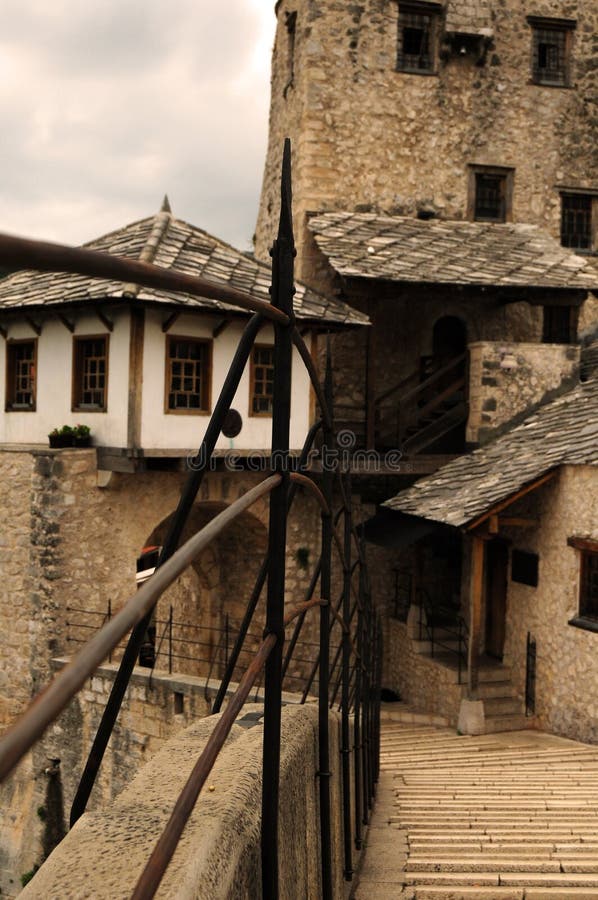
[414,888,598,900]
[406,871,598,887]
[483,696,524,716]
[407,859,563,873]
[412,639,462,656]
[475,680,518,699]
[484,713,532,733]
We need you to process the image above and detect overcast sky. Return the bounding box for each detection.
[0,1,277,252]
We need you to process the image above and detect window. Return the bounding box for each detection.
[468,166,514,223]
[542,305,578,344]
[568,538,598,630]
[511,550,539,588]
[6,339,37,411]
[561,193,596,252]
[528,17,576,87]
[73,336,108,411]
[166,336,211,413]
[397,3,441,74]
[250,345,274,416]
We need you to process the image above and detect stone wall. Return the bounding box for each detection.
[384,618,463,724]
[256,0,598,271]
[20,705,348,900]
[501,465,598,744]
[0,662,214,897]
[467,341,581,443]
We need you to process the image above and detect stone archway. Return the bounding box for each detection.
[142,502,268,678]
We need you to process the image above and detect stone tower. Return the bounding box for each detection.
[255,0,598,285]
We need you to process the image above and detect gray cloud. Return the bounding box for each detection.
[0,1,276,251]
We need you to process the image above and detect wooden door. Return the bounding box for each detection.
[485,540,509,660]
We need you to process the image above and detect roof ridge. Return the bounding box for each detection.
[122,206,173,298]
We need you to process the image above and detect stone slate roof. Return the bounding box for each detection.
[384,376,598,528]
[0,207,369,327]
[309,212,598,292]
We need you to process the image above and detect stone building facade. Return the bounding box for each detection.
[256,0,598,270]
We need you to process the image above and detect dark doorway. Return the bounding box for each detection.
[433,316,468,365]
[485,540,509,660]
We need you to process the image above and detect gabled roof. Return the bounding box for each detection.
[309,212,598,292]
[0,206,369,327]
[384,376,598,529]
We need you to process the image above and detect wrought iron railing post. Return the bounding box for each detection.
[168,605,173,675]
[361,584,371,825]
[341,469,353,881]
[261,139,295,900]
[353,554,365,850]
[317,347,334,900]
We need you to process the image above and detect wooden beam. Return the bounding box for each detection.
[489,514,499,535]
[25,316,41,336]
[161,312,179,333]
[499,517,538,528]
[568,536,598,553]
[365,304,376,450]
[212,317,231,338]
[467,535,485,698]
[57,313,75,333]
[466,469,559,532]
[127,307,145,451]
[97,311,113,332]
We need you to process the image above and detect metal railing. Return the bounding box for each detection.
[417,589,469,684]
[0,139,381,900]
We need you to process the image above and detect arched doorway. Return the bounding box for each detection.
[416,316,468,452]
[432,316,467,366]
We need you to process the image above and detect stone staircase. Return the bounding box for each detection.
[409,610,530,733]
[356,721,598,899]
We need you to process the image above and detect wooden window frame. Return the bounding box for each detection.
[164,335,212,416]
[72,334,109,412]
[560,192,597,254]
[396,2,442,76]
[5,338,37,412]
[249,343,275,418]
[567,537,598,632]
[467,165,514,224]
[528,16,576,88]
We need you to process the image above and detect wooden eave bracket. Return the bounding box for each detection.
[162,311,179,333]
[57,313,75,333]
[97,310,114,332]
[0,324,7,340]
[466,468,559,534]
[212,316,232,338]
[25,315,42,336]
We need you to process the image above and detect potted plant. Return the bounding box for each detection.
[73,424,92,447]
[48,425,76,448]
[48,428,62,449]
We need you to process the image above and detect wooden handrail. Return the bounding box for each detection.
[396,352,467,407]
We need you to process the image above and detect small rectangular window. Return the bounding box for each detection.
[250,345,275,416]
[6,339,37,411]
[73,336,108,412]
[511,550,539,588]
[397,4,440,74]
[580,551,598,620]
[529,17,575,87]
[468,166,514,224]
[568,538,598,627]
[561,193,594,252]
[542,305,577,344]
[166,336,211,413]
